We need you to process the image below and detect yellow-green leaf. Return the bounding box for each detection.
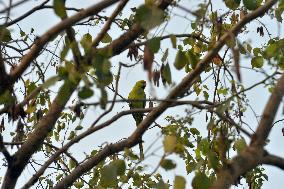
[147,37,161,53]
[0,27,12,42]
[161,48,169,62]
[41,76,60,89]
[160,159,176,170]
[68,159,76,169]
[67,131,76,140]
[264,43,278,58]
[251,56,264,68]
[100,164,118,188]
[243,0,262,10]
[192,172,211,189]
[161,62,172,85]
[174,175,186,189]
[135,5,164,30]
[170,35,177,49]
[233,138,247,154]
[74,181,84,188]
[112,160,126,176]
[174,50,188,70]
[0,90,15,105]
[53,0,66,18]
[163,135,177,153]
[78,87,94,99]
[80,33,92,53]
[101,33,112,43]
[224,0,241,9]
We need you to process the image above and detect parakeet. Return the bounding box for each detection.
[128,80,146,159]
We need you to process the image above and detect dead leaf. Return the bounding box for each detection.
[143,44,154,79]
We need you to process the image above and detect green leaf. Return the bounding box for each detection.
[135,5,164,30]
[198,138,210,155]
[160,159,176,170]
[147,37,161,53]
[203,91,209,100]
[243,0,262,10]
[251,56,264,68]
[192,172,211,189]
[217,87,228,95]
[275,1,284,22]
[224,0,241,9]
[264,43,278,58]
[60,41,70,60]
[161,63,172,85]
[186,161,196,173]
[100,164,118,188]
[191,22,197,30]
[253,47,261,56]
[101,33,112,43]
[187,50,199,69]
[0,27,12,42]
[92,55,113,86]
[246,43,252,53]
[74,181,84,188]
[67,131,76,140]
[163,135,177,153]
[80,33,92,53]
[100,88,108,109]
[174,50,188,70]
[233,138,247,154]
[53,0,66,18]
[238,43,247,54]
[161,48,169,62]
[75,125,83,130]
[78,87,94,99]
[208,151,218,170]
[68,159,76,169]
[41,76,60,89]
[112,160,126,176]
[170,35,177,48]
[189,128,200,135]
[56,174,63,181]
[174,175,186,189]
[20,29,26,37]
[124,148,139,160]
[0,90,15,105]
[278,55,284,70]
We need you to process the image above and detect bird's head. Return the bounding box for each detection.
[135,80,146,89]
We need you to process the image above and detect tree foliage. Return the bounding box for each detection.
[0,0,283,189]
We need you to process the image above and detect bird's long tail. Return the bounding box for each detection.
[136,118,144,160]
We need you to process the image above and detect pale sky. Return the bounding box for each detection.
[0,0,283,188]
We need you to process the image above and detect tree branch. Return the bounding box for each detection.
[209,70,284,189]
[1,0,49,27]
[0,135,12,165]
[251,74,284,147]
[51,1,277,187]
[262,153,284,170]
[91,0,174,59]
[8,0,121,90]
[92,0,129,47]
[21,107,153,189]
[1,80,77,189]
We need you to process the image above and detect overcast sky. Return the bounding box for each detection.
[0,0,283,188]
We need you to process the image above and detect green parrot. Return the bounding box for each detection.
[128,80,146,159]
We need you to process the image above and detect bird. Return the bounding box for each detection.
[128,80,146,160]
